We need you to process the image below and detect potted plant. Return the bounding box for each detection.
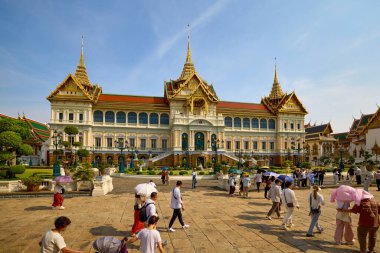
[73,167,94,191]
[21,175,43,191]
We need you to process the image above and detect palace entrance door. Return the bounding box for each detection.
[194,132,205,151]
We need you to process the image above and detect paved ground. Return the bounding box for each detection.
[0,177,379,253]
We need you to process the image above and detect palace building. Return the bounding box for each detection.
[47,37,308,168]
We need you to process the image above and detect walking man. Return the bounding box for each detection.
[168,181,189,232]
[355,165,362,185]
[266,179,282,220]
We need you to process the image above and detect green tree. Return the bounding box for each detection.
[64,125,79,136]
[0,118,31,140]
[0,131,22,149]
[18,144,33,156]
[77,149,89,158]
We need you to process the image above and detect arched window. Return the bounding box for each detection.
[94,111,103,122]
[182,133,188,150]
[160,113,169,125]
[150,113,158,125]
[105,111,115,123]
[116,112,126,123]
[260,119,267,129]
[268,119,275,129]
[234,117,241,128]
[252,118,259,128]
[225,117,232,127]
[128,112,137,124]
[243,118,250,129]
[139,112,148,124]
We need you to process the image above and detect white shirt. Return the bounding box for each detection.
[145,199,157,223]
[242,177,251,187]
[40,230,66,253]
[269,185,281,202]
[254,173,262,183]
[282,188,299,207]
[148,181,156,188]
[355,168,362,176]
[229,176,235,186]
[309,192,325,209]
[136,228,162,253]
[192,171,197,177]
[170,187,183,209]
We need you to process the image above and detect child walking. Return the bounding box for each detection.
[281,181,299,230]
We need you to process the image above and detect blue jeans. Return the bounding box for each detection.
[307,212,322,235]
[192,177,196,189]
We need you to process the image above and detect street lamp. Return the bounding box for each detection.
[339,145,345,172]
[115,139,127,173]
[235,149,243,169]
[52,130,62,177]
[91,145,96,168]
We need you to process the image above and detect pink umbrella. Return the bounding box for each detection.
[54,176,73,183]
[330,185,357,203]
[354,189,374,205]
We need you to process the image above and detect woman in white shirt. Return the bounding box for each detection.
[281,181,299,230]
[254,172,262,192]
[306,186,324,237]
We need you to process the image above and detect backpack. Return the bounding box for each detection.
[93,236,128,253]
[139,202,153,222]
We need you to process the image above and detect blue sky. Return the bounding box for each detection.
[0,0,380,133]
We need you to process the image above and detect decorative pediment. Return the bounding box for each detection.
[47,74,101,102]
[277,92,307,114]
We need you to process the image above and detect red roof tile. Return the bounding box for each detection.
[99,94,168,104]
[217,101,267,111]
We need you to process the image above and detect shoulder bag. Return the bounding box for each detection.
[284,189,294,208]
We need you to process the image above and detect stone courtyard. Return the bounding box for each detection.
[0,177,379,253]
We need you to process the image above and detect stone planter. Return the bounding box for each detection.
[26,184,40,192]
[92,175,113,196]
[76,180,93,191]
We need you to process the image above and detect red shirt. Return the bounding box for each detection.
[351,199,380,228]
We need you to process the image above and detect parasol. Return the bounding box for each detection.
[134,183,157,197]
[161,166,169,171]
[264,171,279,177]
[330,185,358,203]
[354,189,374,205]
[278,175,294,183]
[53,176,73,183]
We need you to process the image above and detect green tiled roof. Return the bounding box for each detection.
[333,132,348,140]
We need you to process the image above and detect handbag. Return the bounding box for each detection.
[284,189,294,208]
[309,194,320,214]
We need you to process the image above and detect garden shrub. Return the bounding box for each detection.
[156,171,162,175]
[169,171,174,175]
[199,171,205,175]
[179,170,188,175]
[148,170,156,175]
[136,171,142,175]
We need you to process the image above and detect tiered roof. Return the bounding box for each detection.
[0,113,49,142]
[305,123,335,142]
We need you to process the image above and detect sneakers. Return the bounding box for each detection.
[266,216,272,220]
[306,234,314,237]
[287,223,294,228]
[52,206,65,210]
[182,224,190,229]
[282,224,289,231]
[168,228,176,232]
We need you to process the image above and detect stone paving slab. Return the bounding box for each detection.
[0,177,379,253]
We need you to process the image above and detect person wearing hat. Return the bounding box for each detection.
[306,186,324,237]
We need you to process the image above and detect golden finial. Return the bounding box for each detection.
[274,57,279,84]
[79,35,85,67]
[186,24,192,64]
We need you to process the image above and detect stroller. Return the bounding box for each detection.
[93,236,128,253]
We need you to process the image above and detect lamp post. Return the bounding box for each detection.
[115,139,127,173]
[235,149,243,169]
[182,147,189,169]
[126,140,136,169]
[339,145,345,172]
[91,145,96,168]
[52,130,62,177]
[73,146,77,168]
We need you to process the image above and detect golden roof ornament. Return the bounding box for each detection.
[269,62,284,100]
[178,28,196,81]
[74,35,92,88]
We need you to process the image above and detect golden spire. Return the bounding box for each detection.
[178,26,196,81]
[269,60,284,100]
[74,35,91,87]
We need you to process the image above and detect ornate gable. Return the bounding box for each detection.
[359,107,380,135]
[47,38,102,103]
[277,92,308,114]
